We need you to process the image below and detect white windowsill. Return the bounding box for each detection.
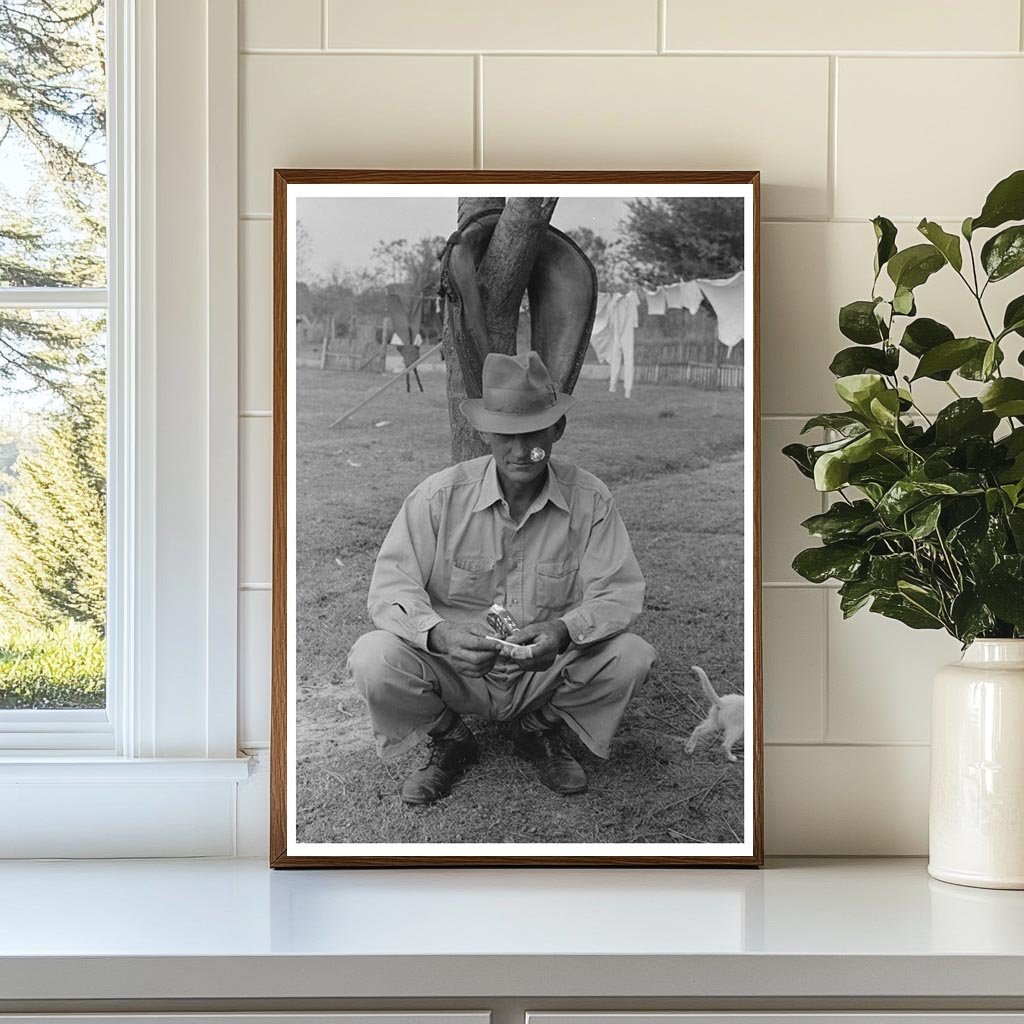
[0,754,252,781]
[0,858,1022,1004]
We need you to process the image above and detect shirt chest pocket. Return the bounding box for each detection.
[535,559,579,615]
[446,556,498,608]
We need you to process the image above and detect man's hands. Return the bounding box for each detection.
[427,621,499,678]
[503,619,571,672]
[429,618,571,676]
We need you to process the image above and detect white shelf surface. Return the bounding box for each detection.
[1,857,1024,1001]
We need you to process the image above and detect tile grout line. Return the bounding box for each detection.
[657,0,666,54]
[237,47,1024,57]
[766,740,931,748]
[827,55,838,221]
[474,54,484,169]
[820,587,831,743]
[321,0,328,50]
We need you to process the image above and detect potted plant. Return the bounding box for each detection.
[785,169,1024,889]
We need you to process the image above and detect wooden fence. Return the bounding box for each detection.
[634,338,744,390]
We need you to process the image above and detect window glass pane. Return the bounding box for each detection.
[0,1,107,288]
[0,309,106,709]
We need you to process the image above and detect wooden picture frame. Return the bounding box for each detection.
[271,170,762,867]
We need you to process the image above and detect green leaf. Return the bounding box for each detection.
[835,373,886,414]
[782,442,815,479]
[982,341,1001,380]
[800,413,866,435]
[917,219,963,272]
[844,433,888,468]
[872,215,898,277]
[839,300,887,345]
[868,552,915,587]
[981,225,1024,282]
[950,592,996,644]
[838,579,883,618]
[900,317,954,360]
[976,579,1024,629]
[979,378,1024,418]
[814,450,851,491]
[962,216,974,241]
[792,543,866,584]
[800,501,879,543]
[892,286,916,316]
[971,169,1024,232]
[829,345,899,378]
[868,389,902,431]
[911,338,988,380]
[887,244,946,291]
[908,500,942,539]
[960,344,1004,381]
[877,479,958,524]
[871,594,943,630]
[1000,294,1024,339]
[933,398,999,444]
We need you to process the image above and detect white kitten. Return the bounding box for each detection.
[684,665,744,763]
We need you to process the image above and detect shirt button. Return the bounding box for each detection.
[577,634,585,641]
[511,561,518,569]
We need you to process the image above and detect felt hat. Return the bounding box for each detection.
[460,351,577,434]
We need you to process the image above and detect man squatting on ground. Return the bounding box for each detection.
[347,351,658,805]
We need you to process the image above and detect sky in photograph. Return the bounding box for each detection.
[297,196,630,281]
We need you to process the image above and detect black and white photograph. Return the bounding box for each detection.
[272,172,762,866]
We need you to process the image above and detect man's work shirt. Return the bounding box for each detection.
[367,455,645,651]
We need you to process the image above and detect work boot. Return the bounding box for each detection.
[512,720,588,795]
[399,717,479,805]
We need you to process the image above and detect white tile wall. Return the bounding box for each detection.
[483,56,831,220]
[241,0,321,50]
[239,417,272,587]
[762,588,825,744]
[240,219,272,412]
[235,2,1024,854]
[240,54,474,212]
[239,590,272,749]
[327,0,658,52]
[835,58,1024,220]
[665,0,1021,53]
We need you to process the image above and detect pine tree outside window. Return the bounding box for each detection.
[0,2,109,738]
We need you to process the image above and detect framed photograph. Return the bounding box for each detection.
[270,170,762,867]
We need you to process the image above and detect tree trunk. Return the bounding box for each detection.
[443,198,503,463]
[477,197,558,354]
[443,196,558,463]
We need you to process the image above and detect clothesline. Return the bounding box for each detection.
[637,270,744,348]
[588,271,744,399]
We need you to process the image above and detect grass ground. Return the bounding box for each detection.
[0,620,105,709]
[295,366,746,845]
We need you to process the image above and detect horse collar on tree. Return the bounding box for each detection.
[440,207,598,408]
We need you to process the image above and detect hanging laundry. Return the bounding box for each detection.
[608,290,639,399]
[662,279,703,314]
[589,292,619,364]
[697,271,745,348]
[643,287,667,316]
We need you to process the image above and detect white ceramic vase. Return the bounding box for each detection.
[929,639,1024,889]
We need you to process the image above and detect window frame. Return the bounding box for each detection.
[0,4,116,749]
[0,0,247,857]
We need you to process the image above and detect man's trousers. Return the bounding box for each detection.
[346,630,657,761]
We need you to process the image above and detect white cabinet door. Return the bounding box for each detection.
[528,1016,1024,1024]
[0,1015,490,1024]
